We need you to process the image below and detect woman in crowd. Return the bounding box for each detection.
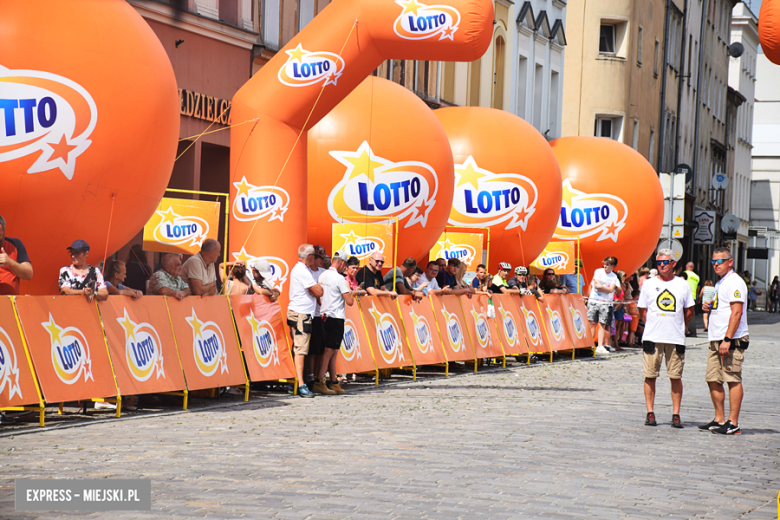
[218,261,252,295]
[59,240,108,302]
[104,259,142,299]
[637,267,651,288]
[454,262,475,296]
[539,268,568,294]
[344,256,361,291]
[770,276,779,313]
[699,279,716,331]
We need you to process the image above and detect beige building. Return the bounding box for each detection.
[561,0,667,166]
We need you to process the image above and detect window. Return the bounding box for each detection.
[299,0,315,31]
[442,62,456,103]
[687,35,692,84]
[517,56,528,119]
[262,0,280,49]
[600,24,616,54]
[469,58,481,106]
[632,120,639,149]
[637,27,643,65]
[548,71,560,139]
[594,116,622,140]
[649,128,656,168]
[533,64,544,130]
[492,36,505,110]
[654,40,660,76]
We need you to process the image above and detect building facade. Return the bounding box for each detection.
[561,0,666,166]
[727,2,758,268]
[750,53,780,291]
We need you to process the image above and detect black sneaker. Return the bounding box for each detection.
[644,412,657,426]
[698,419,724,431]
[671,414,684,428]
[712,420,740,435]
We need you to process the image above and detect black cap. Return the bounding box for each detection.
[67,240,90,253]
[312,245,327,258]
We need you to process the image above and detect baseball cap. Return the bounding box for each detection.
[312,245,327,258]
[498,261,511,270]
[67,240,90,253]
[515,266,528,275]
[332,249,350,260]
[251,259,273,279]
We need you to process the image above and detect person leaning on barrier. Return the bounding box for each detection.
[250,259,280,301]
[356,252,397,298]
[104,259,142,299]
[384,257,424,301]
[453,262,476,297]
[417,261,448,296]
[540,268,569,295]
[637,248,694,428]
[218,261,251,295]
[700,247,750,435]
[436,257,460,289]
[471,264,489,292]
[181,238,221,296]
[59,240,108,302]
[314,250,355,395]
[560,259,585,294]
[287,243,323,398]
[0,215,33,295]
[344,256,361,291]
[149,254,191,300]
[489,262,514,294]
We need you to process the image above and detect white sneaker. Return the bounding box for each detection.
[595,346,610,354]
[606,345,616,352]
[94,402,117,410]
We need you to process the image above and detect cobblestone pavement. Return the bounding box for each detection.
[1,314,779,519]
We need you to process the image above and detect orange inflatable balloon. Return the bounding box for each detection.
[760,0,780,65]
[433,107,562,272]
[307,76,453,263]
[229,0,493,300]
[550,137,664,280]
[0,0,180,295]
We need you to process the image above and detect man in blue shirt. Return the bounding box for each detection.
[560,259,585,294]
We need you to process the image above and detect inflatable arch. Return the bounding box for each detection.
[228,0,494,291]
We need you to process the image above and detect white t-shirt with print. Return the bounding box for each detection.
[288,262,317,314]
[588,268,619,302]
[309,267,325,317]
[319,267,350,320]
[637,276,694,345]
[708,270,749,341]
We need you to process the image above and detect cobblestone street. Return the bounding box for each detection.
[1,314,778,519]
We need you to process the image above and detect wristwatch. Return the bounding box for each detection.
[723,336,731,342]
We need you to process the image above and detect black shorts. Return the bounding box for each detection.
[323,317,345,350]
[308,317,325,356]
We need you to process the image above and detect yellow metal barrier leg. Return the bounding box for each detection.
[39,403,45,427]
[58,403,63,415]
[116,395,122,418]
[183,389,189,411]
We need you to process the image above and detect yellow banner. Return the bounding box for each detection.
[529,241,576,275]
[429,232,483,271]
[143,197,221,255]
[332,223,395,267]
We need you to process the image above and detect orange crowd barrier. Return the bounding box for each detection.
[561,294,594,349]
[230,295,296,382]
[491,294,530,356]
[359,296,411,369]
[14,296,118,404]
[396,296,447,367]
[459,294,504,361]
[165,297,247,392]
[535,296,573,352]
[516,295,551,354]
[430,295,475,363]
[99,296,187,397]
[0,297,42,409]
[335,301,378,376]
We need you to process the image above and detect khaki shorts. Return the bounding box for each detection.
[643,343,685,379]
[706,337,748,383]
[286,310,312,356]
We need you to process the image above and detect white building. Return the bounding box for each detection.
[750,52,780,291]
[727,2,758,266]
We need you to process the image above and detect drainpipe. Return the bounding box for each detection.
[673,0,689,167]
[656,0,672,171]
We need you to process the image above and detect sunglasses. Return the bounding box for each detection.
[656,260,673,266]
[711,258,730,265]
[373,260,384,265]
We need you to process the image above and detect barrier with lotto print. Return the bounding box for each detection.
[0,293,593,426]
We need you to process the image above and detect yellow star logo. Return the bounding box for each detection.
[286,44,307,63]
[455,156,487,190]
[117,309,137,341]
[330,142,387,184]
[399,0,423,15]
[42,313,63,345]
[368,304,383,326]
[156,206,179,226]
[186,310,204,338]
[233,176,253,199]
[247,310,261,336]
[561,179,585,208]
[339,230,361,248]
[231,247,255,266]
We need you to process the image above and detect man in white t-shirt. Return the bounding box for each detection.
[586,256,620,353]
[287,244,324,398]
[700,247,749,435]
[637,249,694,428]
[314,250,356,395]
[417,261,450,296]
